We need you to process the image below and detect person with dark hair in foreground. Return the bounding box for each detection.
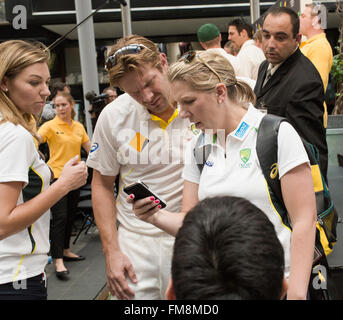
[166,196,287,300]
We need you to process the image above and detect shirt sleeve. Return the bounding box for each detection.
[305,42,332,89]
[37,122,50,143]
[0,126,35,184]
[237,42,265,80]
[181,135,201,184]
[80,124,90,144]
[277,122,310,179]
[86,109,120,176]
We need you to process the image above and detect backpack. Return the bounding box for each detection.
[193,114,338,265]
[193,114,338,299]
[257,114,338,300]
[256,114,338,264]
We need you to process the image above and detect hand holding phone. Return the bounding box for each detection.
[123,180,167,209]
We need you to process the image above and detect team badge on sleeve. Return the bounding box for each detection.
[90,142,99,153]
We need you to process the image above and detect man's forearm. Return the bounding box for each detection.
[92,180,120,255]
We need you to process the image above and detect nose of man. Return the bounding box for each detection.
[141,87,154,104]
[263,38,277,55]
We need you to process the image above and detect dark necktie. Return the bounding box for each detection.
[262,68,272,87]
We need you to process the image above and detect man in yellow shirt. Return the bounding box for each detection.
[300,3,333,126]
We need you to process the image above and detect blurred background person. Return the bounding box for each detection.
[37,91,91,281]
[102,86,118,105]
[40,82,71,124]
[224,40,239,56]
[228,19,265,80]
[197,23,241,77]
[178,42,193,58]
[196,23,255,88]
[88,87,117,130]
[299,3,333,118]
[253,29,263,49]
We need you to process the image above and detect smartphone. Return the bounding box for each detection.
[123,180,167,209]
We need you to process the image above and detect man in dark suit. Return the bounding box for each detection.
[254,7,328,178]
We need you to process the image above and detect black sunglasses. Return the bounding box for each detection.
[182,51,222,82]
[105,44,148,70]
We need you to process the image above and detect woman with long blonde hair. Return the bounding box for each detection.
[0,40,87,299]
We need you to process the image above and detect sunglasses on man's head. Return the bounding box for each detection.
[105,44,148,70]
[182,50,197,63]
[182,50,222,82]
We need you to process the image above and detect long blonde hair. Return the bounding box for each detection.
[168,50,255,108]
[0,40,50,135]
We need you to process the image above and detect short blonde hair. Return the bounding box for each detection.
[0,40,50,135]
[107,35,161,87]
[253,29,263,42]
[305,3,327,28]
[168,50,255,108]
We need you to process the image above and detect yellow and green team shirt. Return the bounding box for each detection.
[38,116,89,178]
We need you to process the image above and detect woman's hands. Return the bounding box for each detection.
[0,156,88,240]
[126,194,162,225]
[126,180,199,237]
[57,155,88,193]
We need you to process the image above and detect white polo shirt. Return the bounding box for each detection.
[182,104,310,277]
[237,39,265,80]
[207,48,241,76]
[0,118,51,284]
[206,48,256,89]
[87,93,191,236]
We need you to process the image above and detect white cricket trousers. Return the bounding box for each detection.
[112,225,175,300]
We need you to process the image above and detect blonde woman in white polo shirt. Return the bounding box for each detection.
[129,50,317,300]
[0,40,87,300]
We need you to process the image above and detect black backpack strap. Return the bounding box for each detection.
[257,114,336,299]
[256,114,288,206]
[193,133,212,174]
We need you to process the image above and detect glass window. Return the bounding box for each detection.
[0,0,7,23]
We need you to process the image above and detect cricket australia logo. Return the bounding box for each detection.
[239,148,252,168]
